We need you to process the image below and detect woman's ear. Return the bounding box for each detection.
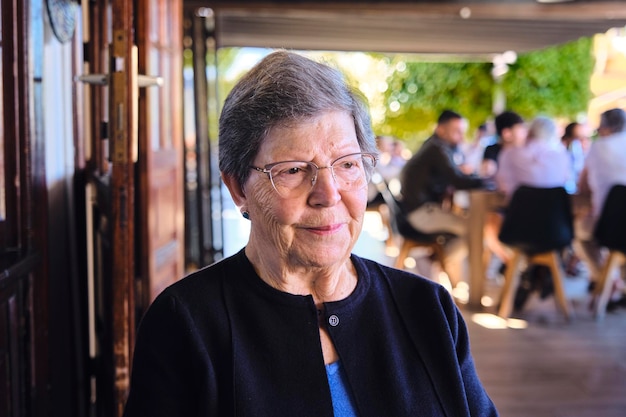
[221,172,247,207]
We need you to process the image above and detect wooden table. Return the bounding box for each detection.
[465,189,591,310]
[466,189,505,310]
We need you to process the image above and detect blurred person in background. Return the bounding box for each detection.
[461,121,496,175]
[399,110,486,288]
[561,121,589,194]
[480,111,527,179]
[482,111,528,268]
[496,116,571,200]
[493,116,572,306]
[575,108,626,304]
[376,136,407,185]
[367,135,407,206]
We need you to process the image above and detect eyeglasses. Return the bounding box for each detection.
[250,152,378,198]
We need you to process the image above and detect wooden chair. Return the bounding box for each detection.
[592,184,626,320]
[497,186,574,320]
[373,175,456,286]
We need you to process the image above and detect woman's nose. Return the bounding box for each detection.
[309,167,341,205]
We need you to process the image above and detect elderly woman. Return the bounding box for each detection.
[123,51,498,417]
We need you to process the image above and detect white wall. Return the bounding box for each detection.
[42,8,76,186]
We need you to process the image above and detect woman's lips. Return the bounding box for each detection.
[304,223,344,234]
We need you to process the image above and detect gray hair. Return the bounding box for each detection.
[599,108,626,134]
[218,50,377,186]
[527,116,558,144]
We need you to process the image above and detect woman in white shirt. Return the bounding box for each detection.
[496,116,572,200]
[575,108,626,285]
[486,116,571,267]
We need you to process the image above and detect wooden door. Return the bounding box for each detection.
[82,0,183,415]
[0,0,48,416]
[136,0,184,311]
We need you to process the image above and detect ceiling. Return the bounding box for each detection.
[186,1,626,58]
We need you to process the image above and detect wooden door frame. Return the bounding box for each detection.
[108,0,136,413]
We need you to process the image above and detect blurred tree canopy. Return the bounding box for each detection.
[502,37,594,121]
[382,59,494,147]
[205,38,594,152]
[380,37,594,150]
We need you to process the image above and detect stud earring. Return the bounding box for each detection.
[242,211,250,220]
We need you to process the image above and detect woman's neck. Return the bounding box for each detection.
[245,246,357,306]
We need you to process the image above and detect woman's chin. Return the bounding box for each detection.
[290,242,353,267]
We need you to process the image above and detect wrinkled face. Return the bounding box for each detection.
[242,111,368,269]
[438,118,468,146]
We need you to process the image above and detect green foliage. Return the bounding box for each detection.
[501,37,594,120]
[382,58,494,149]
[381,38,595,150]
[209,41,594,152]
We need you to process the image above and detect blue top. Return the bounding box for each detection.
[326,361,358,417]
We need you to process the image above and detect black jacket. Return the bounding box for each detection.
[123,249,498,417]
[400,134,484,213]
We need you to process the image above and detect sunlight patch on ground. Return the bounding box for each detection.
[471,313,528,330]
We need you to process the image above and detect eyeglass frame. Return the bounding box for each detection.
[250,152,378,197]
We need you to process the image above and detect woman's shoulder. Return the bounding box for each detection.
[159,250,248,301]
[352,255,451,300]
[138,251,251,332]
[352,255,461,330]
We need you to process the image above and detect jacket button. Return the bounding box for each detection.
[328,314,339,327]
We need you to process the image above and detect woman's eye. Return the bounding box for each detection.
[273,164,309,177]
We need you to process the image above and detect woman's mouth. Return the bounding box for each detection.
[305,223,344,234]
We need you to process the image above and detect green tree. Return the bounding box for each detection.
[383,58,493,148]
[501,37,594,120]
[212,41,594,152]
[382,37,594,150]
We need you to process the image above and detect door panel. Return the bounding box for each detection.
[137,0,184,310]
[0,0,46,416]
[0,288,22,417]
[149,151,182,299]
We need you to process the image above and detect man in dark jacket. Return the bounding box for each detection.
[399,110,485,286]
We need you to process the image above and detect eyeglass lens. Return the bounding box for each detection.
[269,153,375,197]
